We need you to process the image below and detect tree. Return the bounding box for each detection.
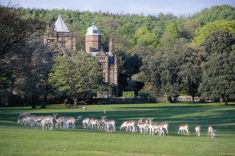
[139,53,162,97]
[140,39,187,101]
[182,19,201,39]
[25,40,54,108]
[178,45,201,102]
[193,5,235,25]
[160,22,180,47]
[134,26,158,48]
[117,52,142,95]
[199,29,235,105]
[0,6,44,61]
[159,39,184,101]
[140,38,203,102]
[0,5,45,106]
[48,52,102,108]
[193,20,235,45]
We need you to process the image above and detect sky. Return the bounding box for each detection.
[1,0,235,16]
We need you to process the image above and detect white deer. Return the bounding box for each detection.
[101,116,115,132]
[82,118,90,129]
[178,124,189,135]
[152,123,165,136]
[160,122,169,134]
[64,117,76,128]
[195,125,200,136]
[137,119,149,134]
[208,126,216,139]
[41,116,54,130]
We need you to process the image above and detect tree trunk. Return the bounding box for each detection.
[40,95,47,109]
[224,96,229,105]
[192,96,195,103]
[4,96,9,106]
[31,95,38,109]
[31,97,36,109]
[73,97,78,108]
[134,90,138,97]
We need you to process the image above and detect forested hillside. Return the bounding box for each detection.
[17,5,235,50]
[0,4,235,106]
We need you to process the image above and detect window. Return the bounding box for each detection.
[47,39,54,43]
[101,63,106,68]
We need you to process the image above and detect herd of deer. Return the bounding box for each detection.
[17,113,216,139]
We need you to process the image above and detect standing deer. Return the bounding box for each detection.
[208,126,216,139]
[195,125,200,136]
[178,124,189,135]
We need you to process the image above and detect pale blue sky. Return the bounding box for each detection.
[1,0,235,16]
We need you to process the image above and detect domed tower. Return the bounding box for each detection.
[85,22,101,54]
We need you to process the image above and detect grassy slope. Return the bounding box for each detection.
[0,103,235,156]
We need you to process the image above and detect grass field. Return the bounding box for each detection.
[0,103,235,156]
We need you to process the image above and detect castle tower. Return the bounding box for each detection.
[84,23,118,97]
[85,23,101,54]
[44,15,76,54]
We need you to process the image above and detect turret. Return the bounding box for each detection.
[44,15,76,54]
[85,22,101,54]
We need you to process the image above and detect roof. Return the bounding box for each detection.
[86,22,101,35]
[54,15,70,32]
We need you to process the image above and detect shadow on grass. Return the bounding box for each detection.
[0,103,235,134]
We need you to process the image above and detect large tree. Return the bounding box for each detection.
[178,45,201,102]
[158,39,185,101]
[118,52,143,95]
[0,5,45,106]
[48,52,102,108]
[140,39,187,101]
[24,40,54,108]
[199,29,235,105]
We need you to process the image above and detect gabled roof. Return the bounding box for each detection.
[54,15,70,32]
[97,49,106,56]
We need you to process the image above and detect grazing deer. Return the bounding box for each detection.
[195,125,200,136]
[100,116,115,132]
[63,117,76,128]
[120,120,136,132]
[178,124,189,135]
[152,123,165,136]
[160,122,169,134]
[137,119,149,134]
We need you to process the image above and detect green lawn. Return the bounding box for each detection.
[0,103,235,156]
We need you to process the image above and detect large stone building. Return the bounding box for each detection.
[44,15,76,55]
[44,15,118,96]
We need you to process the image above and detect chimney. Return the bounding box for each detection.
[109,38,114,52]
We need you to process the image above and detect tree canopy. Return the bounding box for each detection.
[199,29,235,104]
[193,20,235,45]
[48,52,103,107]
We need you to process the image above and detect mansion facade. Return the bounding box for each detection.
[44,15,118,96]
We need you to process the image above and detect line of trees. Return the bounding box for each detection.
[140,30,235,104]
[0,4,235,107]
